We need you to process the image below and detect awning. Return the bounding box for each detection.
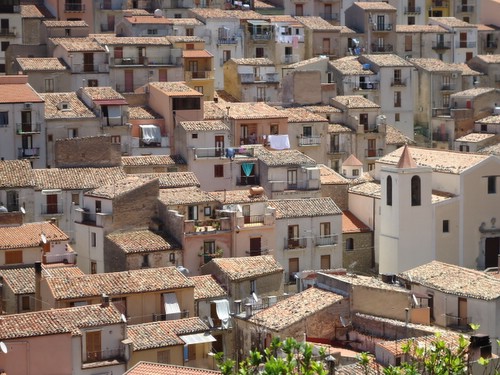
[163,293,181,320]
[248,20,270,25]
[180,333,217,345]
[94,99,128,105]
[140,124,161,144]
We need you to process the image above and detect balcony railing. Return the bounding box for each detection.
[240,73,278,83]
[315,234,338,246]
[298,135,322,146]
[152,310,189,322]
[373,24,393,32]
[65,3,85,12]
[365,148,384,158]
[432,108,451,117]
[285,237,307,249]
[371,44,393,53]
[456,5,474,12]
[44,252,77,264]
[282,54,299,64]
[355,82,379,90]
[84,348,124,363]
[237,175,260,186]
[445,314,471,330]
[404,6,421,13]
[432,41,451,50]
[0,28,16,37]
[16,123,41,134]
[185,70,214,80]
[41,204,63,215]
[391,78,407,87]
[243,215,265,225]
[328,146,346,154]
[194,147,225,158]
[18,148,40,158]
[252,33,272,41]
[441,84,455,91]
[456,41,476,48]
[431,0,448,7]
[319,12,339,20]
[277,35,304,44]
[485,40,498,50]
[218,37,238,44]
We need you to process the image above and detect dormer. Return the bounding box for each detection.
[57,101,71,111]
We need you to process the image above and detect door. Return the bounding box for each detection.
[138,47,145,64]
[46,194,58,214]
[485,237,499,268]
[21,111,32,132]
[460,32,467,48]
[458,297,467,327]
[189,61,198,76]
[295,4,303,16]
[322,38,330,54]
[320,255,330,269]
[159,69,168,82]
[103,0,111,8]
[215,135,224,157]
[288,258,299,282]
[22,135,33,156]
[86,331,102,361]
[324,4,331,18]
[377,15,385,31]
[288,225,299,248]
[250,237,261,256]
[360,113,369,131]
[242,205,250,224]
[124,70,134,92]
[107,14,115,31]
[83,53,94,72]
[368,139,376,157]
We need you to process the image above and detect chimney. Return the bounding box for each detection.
[34,261,42,311]
[244,303,252,318]
[101,293,110,308]
[234,300,242,314]
[469,334,492,361]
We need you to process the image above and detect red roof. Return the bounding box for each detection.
[342,211,371,233]
[183,50,213,58]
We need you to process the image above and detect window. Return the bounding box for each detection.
[345,238,354,251]
[287,169,297,188]
[320,222,331,236]
[192,133,198,139]
[186,28,194,36]
[302,126,312,137]
[443,94,450,107]
[394,69,402,83]
[395,113,400,122]
[194,86,203,94]
[360,113,368,131]
[71,193,80,206]
[250,279,257,294]
[256,47,264,58]
[387,175,392,206]
[91,232,97,247]
[214,164,224,178]
[487,176,496,194]
[147,28,158,35]
[172,97,200,110]
[157,350,171,363]
[6,190,19,212]
[111,135,121,144]
[95,200,101,213]
[142,254,150,267]
[204,241,215,254]
[90,261,97,274]
[352,169,359,176]
[65,28,71,36]
[394,91,401,107]
[223,50,231,63]
[45,79,54,93]
[270,124,278,135]
[481,124,487,132]
[1,42,9,52]
[459,145,469,152]
[204,206,212,216]
[408,16,415,25]
[87,79,98,87]
[21,295,30,311]
[288,225,299,248]
[320,255,331,269]
[47,134,53,142]
[5,250,22,264]
[114,46,123,59]
[68,128,78,138]
[188,205,198,220]
[411,175,421,206]
[0,111,7,126]
[404,35,412,51]
[442,220,449,233]
[368,163,375,171]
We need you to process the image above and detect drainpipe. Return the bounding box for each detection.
[34,261,42,311]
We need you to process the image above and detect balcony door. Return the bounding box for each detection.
[288,257,299,282]
[484,237,499,268]
[46,194,58,214]
[83,53,94,72]
[460,32,467,48]
[295,4,303,16]
[215,135,224,157]
[124,70,134,92]
[249,237,261,256]
[458,297,467,326]
[86,331,102,361]
[21,110,32,132]
[242,205,250,224]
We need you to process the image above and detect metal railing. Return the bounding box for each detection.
[373,24,393,32]
[404,6,421,13]
[282,54,299,64]
[445,314,471,330]
[285,237,307,249]
[41,204,63,215]
[371,44,393,53]
[432,132,449,142]
[432,41,451,49]
[456,41,476,48]
[298,135,321,146]
[431,0,448,6]
[243,215,265,225]
[84,348,124,363]
[65,3,85,12]
[152,310,189,321]
[328,146,346,154]
[319,12,339,20]
[0,28,16,36]
[441,84,455,91]
[485,40,498,49]
[355,82,379,90]
[18,148,40,158]
[185,70,213,80]
[240,73,278,83]
[365,148,384,157]
[16,123,41,134]
[432,108,451,117]
[315,234,338,246]
[218,37,238,44]
[252,33,272,40]
[237,176,260,185]
[456,5,474,12]
[391,78,407,86]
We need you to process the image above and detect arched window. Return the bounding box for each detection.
[346,238,354,251]
[387,176,392,206]
[411,176,421,206]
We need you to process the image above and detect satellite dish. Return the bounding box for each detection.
[0,342,7,354]
[340,316,350,327]
[252,292,259,302]
[41,233,47,244]
[20,207,26,214]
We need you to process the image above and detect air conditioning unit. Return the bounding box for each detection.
[23,103,33,110]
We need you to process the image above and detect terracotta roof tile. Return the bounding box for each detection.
[0,304,122,339]
[0,160,34,188]
[86,176,156,199]
[352,1,396,10]
[46,267,194,300]
[149,82,203,97]
[450,87,496,97]
[183,50,213,58]
[473,54,500,64]
[429,16,475,28]
[319,165,350,185]
[410,58,462,72]
[476,115,500,124]
[386,125,415,145]
[342,211,371,233]
[124,15,172,24]
[349,181,381,198]
[179,120,229,132]
[17,57,67,71]
[106,229,180,253]
[159,187,216,206]
[230,57,274,66]
[257,149,317,167]
[128,106,162,119]
[269,198,342,218]
[477,143,500,156]
[20,5,46,18]
[456,133,496,143]
[41,92,95,119]
[203,101,226,120]
[255,0,277,9]
[50,37,105,52]
[125,362,221,375]
[324,273,407,292]
[332,95,380,109]
[82,86,125,100]
[209,255,283,281]
[399,261,500,300]
[191,275,227,300]
[127,317,209,350]
[43,20,88,27]
[361,54,413,67]
[396,25,448,33]
[222,102,285,120]
[328,123,353,133]
[330,56,376,75]
[286,56,328,69]
[343,154,363,166]
[0,79,44,104]
[122,155,184,166]
[450,63,482,76]
[248,287,344,331]
[33,167,126,190]
[0,222,68,250]
[278,107,328,123]
[167,36,206,43]
[134,172,199,189]
[211,190,268,204]
[92,34,172,46]
[189,8,267,20]
[295,16,343,31]
[303,105,342,114]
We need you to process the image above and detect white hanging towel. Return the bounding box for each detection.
[268,135,290,150]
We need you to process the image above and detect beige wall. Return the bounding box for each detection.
[129,345,184,369]
[434,198,460,265]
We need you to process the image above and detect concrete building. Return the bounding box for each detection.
[0,159,35,222]
[394,24,453,61]
[44,0,95,31]
[428,17,478,63]
[468,54,500,89]
[0,1,23,74]
[16,58,72,93]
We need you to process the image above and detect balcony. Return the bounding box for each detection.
[404,6,421,13]
[298,135,322,146]
[277,35,304,44]
[484,40,498,50]
[64,3,85,12]
[237,175,260,186]
[44,252,77,265]
[71,63,109,73]
[432,108,451,117]
[243,214,265,225]
[445,314,471,331]
[371,44,393,53]
[16,123,41,134]
[84,348,124,363]
[218,37,238,44]
[282,54,299,64]
[285,237,307,250]
[328,146,346,154]
[172,0,191,8]
[431,0,448,7]
[355,82,379,90]
[432,41,451,50]
[185,70,214,80]
[18,147,40,159]
[391,78,407,87]
[456,41,476,48]
[319,12,339,21]
[185,218,230,234]
[0,28,16,37]
[432,132,449,142]
[373,24,393,32]
[194,147,225,158]
[41,204,63,216]
[456,5,474,12]
[441,84,455,91]
[251,33,272,41]
[240,73,278,83]
[315,234,338,246]
[365,148,384,158]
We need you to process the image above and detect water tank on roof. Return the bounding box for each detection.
[362,63,371,70]
[154,9,163,17]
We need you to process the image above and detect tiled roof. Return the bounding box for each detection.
[409,58,461,72]
[329,56,376,75]
[43,265,85,278]
[159,187,216,206]
[295,16,343,31]
[361,54,413,67]
[332,95,380,109]
[396,25,447,33]
[210,255,283,281]
[476,115,500,124]
[257,149,317,167]
[122,155,184,166]
[41,92,95,119]
[0,160,34,188]
[429,16,474,28]
[342,210,371,233]
[477,142,500,156]
[328,123,353,133]
[278,107,328,123]
[17,57,67,72]
[326,273,407,293]
[386,125,415,145]
[134,172,200,189]
[399,261,500,300]
[352,1,396,10]
[450,87,496,97]
[319,165,349,185]
[378,146,489,174]
[20,5,46,18]
[50,37,105,52]
[0,304,122,339]
[189,8,267,20]
[203,101,226,120]
[222,102,286,120]
[166,18,204,25]
[127,317,209,350]
[377,332,463,357]
[106,229,180,254]
[473,54,500,64]
[46,267,194,300]
[303,105,342,114]
[450,63,482,76]
[167,36,206,43]
[248,287,344,331]
[191,275,227,300]
[286,56,328,69]
[255,0,277,9]
[86,176,155,199]
[128,106,162,119]
[269,198,342,218]
[349,181,381,199]
[182,50,213,58]
[179,120,229,132]
[43,20,88,28]
[211,189,268,204]
[0,80,44,104]
[92,35,172,46]
[0,222,68,250]
[33,167,126,190]
[82,86,125,101]
[125,362,221,375]
[149,82,203,96]
[336,362,385,375]
[229,58,273,66]
[343,154,363,166]
[268,15,298,23]
[123,15,172,24]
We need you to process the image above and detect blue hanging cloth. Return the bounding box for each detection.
[241,163,254,177]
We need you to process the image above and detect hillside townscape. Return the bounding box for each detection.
[0,0,499,374]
